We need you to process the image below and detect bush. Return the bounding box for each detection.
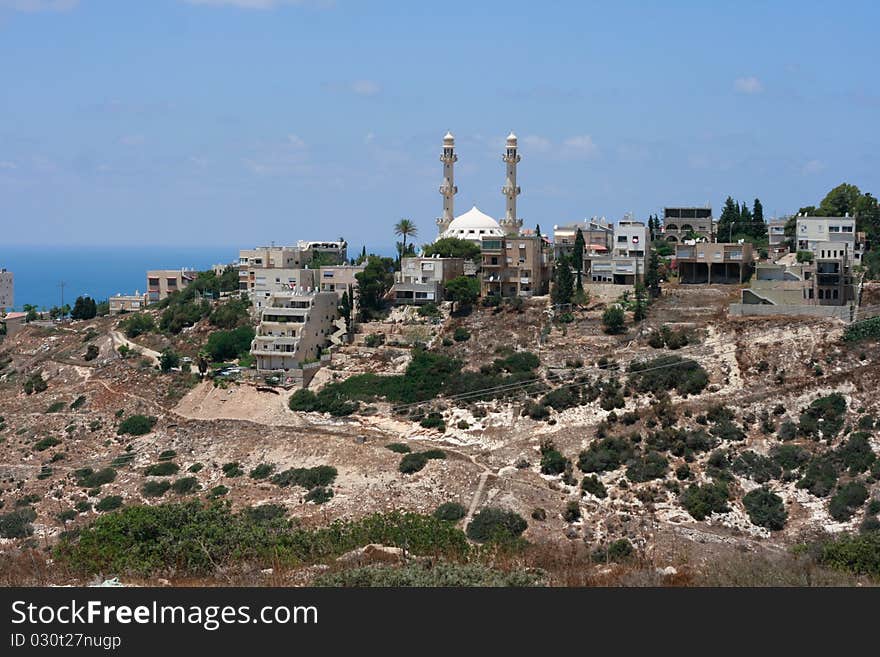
[540,449,567,475]
[249,463,275,479]
[399,452,429,474]
[0,507,37,539]
[531,508,547,521]
[627,356,708,397]
[144,462,179,477]
[681,481,730,520]
[74,467,116,488]
[159,348,180,373]
[626,451,669,483]
[288,388,359,417]
[83,344,100,361]
[188,463,204,473]
[797,455,839,497]
[829,482,869,521]
[171,477,199,494]
[453,327,471,342]
[75,501,92,513]
[70,395,87,410]
[843,316,880,342]
[562,501,581,522]
[222,462,244,478]
[798,393,846,440]
[208,485,229,498]
[419,413,446,432]
[434,502,466,522]
[95,496,124,512]
[205,326,255,362]
[743,487,787,530]
[418,302,440,318]
[271,466,337,489]
[466,508,527,543]
[245,504,287,523]
[34,436,61,451]
[142,481,171,498]
[58,509,77,523]
[770,444,810,471]
[304,486,334,504]
[607,539,634,562]
[46,401,65,413]
[120,313,155,338]
[577,436,634,474]
[837,432,876,474]
[364,333,385,348]
[422,449,446,460]
[602,306,625,334]
[117,415,157,436]
[23,373,48,395]
[581,475,607,498]
[818,531,880,576]
[732,451,782,483]
[314,561,543,588]
[385,443,411,454]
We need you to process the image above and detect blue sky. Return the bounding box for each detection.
[1,0,878,250]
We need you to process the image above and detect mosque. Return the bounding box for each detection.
[434,131,523,243]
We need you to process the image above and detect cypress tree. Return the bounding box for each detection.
[573,228,585,291]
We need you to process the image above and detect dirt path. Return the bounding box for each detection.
[109,330,161,366]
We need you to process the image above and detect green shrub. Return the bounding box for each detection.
[144,462,179,477]
[208,485,229,498]
[453,327,471,342]
[313,561,544,587]
[70,395,87,410]
[399,452,429,474]
[205,326,255,361]
[57,509,77,523]
[843,316,880,342]
[626,451,668,483]
[418,302,440,318]
[171,477,199,495]
[681,481,730,520]
[23,373,48,395]
[540,449,567,475]
[249,463,275,479]
[743,487,787,530]
[385,443,411,454]
[829,482,869,521]
[770,444,810,471]
[95,496,124,512]
[837,432,876,474]
[602,306,625,334]
[422,449,446,460]
[271,465,337,489]
[581,475,607,498]
[245,504,287,523]
[798,393,846,440]
[34,436,61,451]
[141,481,171,498]
[577,436,633,474]
[117,415,157,436]
[188,463,204,473]
[466,508,527,543]
[732,451,782,483]
[606,539,634,562]
[158,449,177,461]
[419,413,446,432]
[304,487,334,504]
[46,401,65,413]
[222,462,244,478]
[364,333,385,348]
[434,502,466,522]
[74,467,116,488]
[627,356,708,397]
[75,501,92,513]
[797,455,839,497]
[120,313,155,338]
[0,507,37,538]
[817,531,880,576]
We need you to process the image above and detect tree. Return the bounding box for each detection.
[602,305,625,334]
[572,228,585,291]
[205,326,255,362]
[633,282,647,322]
[22,304,38,322]
[818,183,862,218]
[422,237,481,262]
[338,288,353,333]
[197,352,209,378]
[354,256,395,319]
[445,276,479,313]
[159,348,180,373]
[752,198,767,239]
[551,255,574,307]
[645,248,661,298]
[394,219,418,265]
[70,296,97,320]
[718,196,740,241]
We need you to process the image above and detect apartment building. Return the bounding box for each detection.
[662,206,715,242]
[795,215,856,257]
[109,292,147,314]
[552,219,614,260]
[392,256,465,305]
[480,234,552,298]
[146,269,196,303]
[742,245,854,307]
[675,242,753,284]
[238,241,346,272]
[242,268,320,310]
[768,219,788,256]
[577,219,650,285]
[0,269,13,311]
[319,264,365,298]
[251,290,340,372]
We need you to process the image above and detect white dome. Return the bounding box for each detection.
[506,131,517,144]
[443,131,454,143]
[439,205,505,242]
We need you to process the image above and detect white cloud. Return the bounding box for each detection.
[286,133,306,149]
[734,76,763,94]
[562,135,599,158]
[802,159,824,174]
[0,0,78,11]
[118,134,146,146]
[522,135,551,153]
[351,79,380,96]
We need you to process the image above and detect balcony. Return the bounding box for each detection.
[519,277,531,284]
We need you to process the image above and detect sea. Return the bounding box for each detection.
[0,244,396,311]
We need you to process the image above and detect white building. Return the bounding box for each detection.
[251,290,340,373]
[392,256,465,305]
[796,215,856,257]
[0,269,13,311]
[109,291,147,314]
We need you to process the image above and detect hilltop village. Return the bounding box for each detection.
[2,133,880,586]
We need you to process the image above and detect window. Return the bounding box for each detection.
[842,225,854,232]
[829,226,840,233]
[833,289,839,299]
[617,236,628,243]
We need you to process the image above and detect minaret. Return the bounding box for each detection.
[500,131,522,234]
[436,131,458,235]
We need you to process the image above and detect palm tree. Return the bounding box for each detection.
[394,219,418,260]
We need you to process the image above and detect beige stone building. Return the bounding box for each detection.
[0,269,12,311]
[251,290,340,373]
[675,243,753,284]
[481,234,553,298]
[319,264,365,299]
[392,256,465,305]
[109,292,147,314]
[662,206,715,242]
[147,269,196,303]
